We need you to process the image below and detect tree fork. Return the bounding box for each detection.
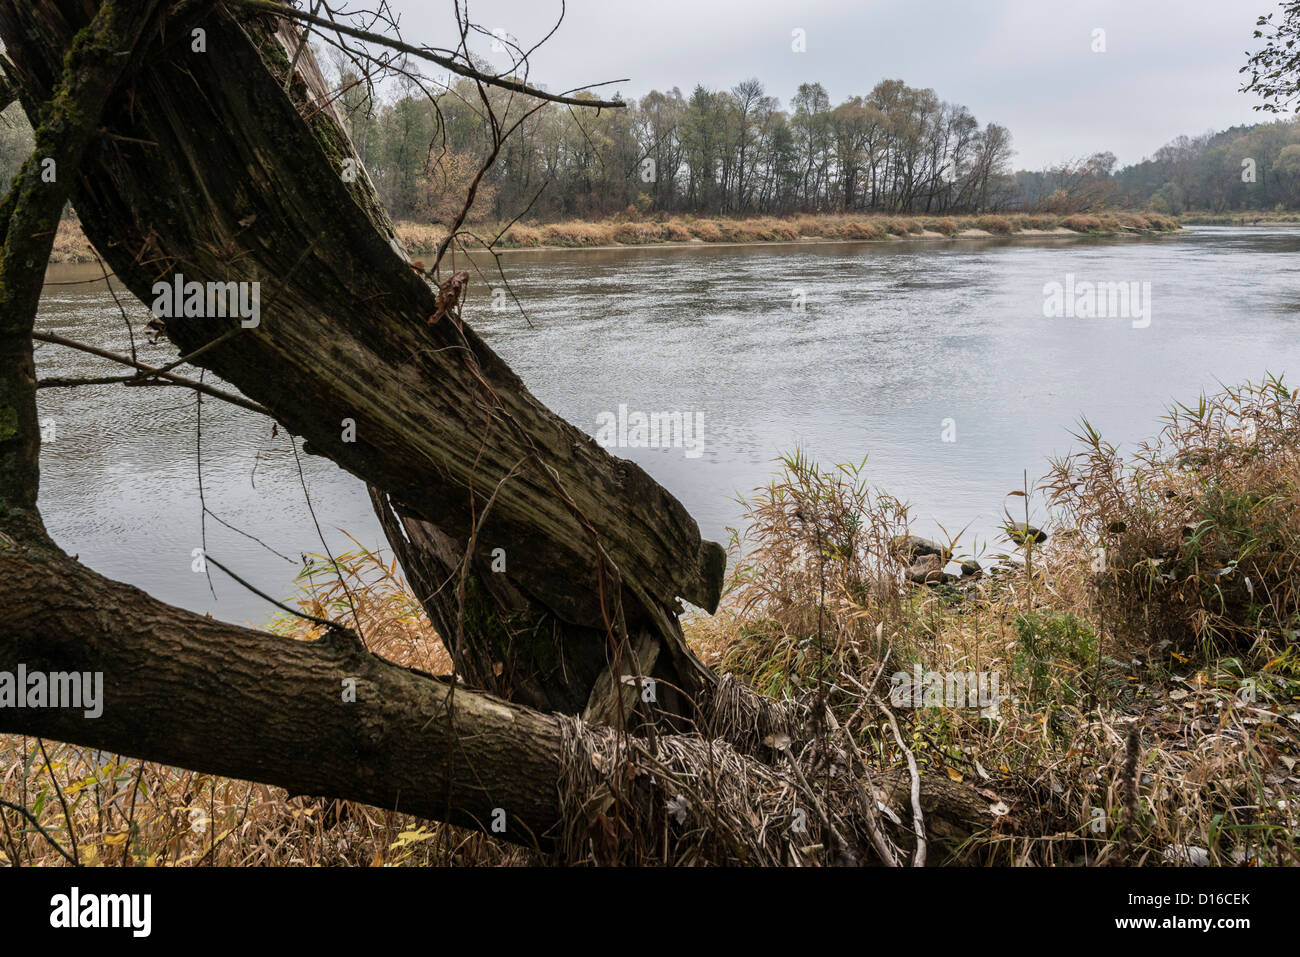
[0,0,722,717]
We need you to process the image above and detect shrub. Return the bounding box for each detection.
[1142,211,1179,231]
[688,220,724,242]
[839,219,886,240]
[722,221,765,242]
[1044,377,1300,655]
[1061,214,1103,233]
[792,214,823,236]
[501,223,542,246]
[394,221,444,255]
[763,220,800,241]
[1017,215,1059,231]
[976,214,1013,234]
[612,222,662,244]
[542,222,606,245]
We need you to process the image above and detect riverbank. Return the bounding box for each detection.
[7,378,1296,865]
[396,210,1180,256]
[1180,209,1300,226]
[44,210,1182,264]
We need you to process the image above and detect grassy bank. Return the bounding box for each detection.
[47,217,102,264]
[396,210,1179,256]
[4,377,1296,866]
[44,210,1179,265]
[1180,210,1300,226]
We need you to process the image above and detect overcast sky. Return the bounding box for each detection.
[372,0,1274,171]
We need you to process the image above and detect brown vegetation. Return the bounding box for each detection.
[385,210,1180,256]
[7,380,1295,866]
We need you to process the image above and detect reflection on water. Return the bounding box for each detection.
[34,227,1300,625]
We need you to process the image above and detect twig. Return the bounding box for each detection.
[876,698,926,866]
[228,0,626,108]
[203,552,354,638]
[32,331,270,415]
[37,740,79,865]
[0,798,78,866]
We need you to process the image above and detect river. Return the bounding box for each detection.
[33,226,1300,625]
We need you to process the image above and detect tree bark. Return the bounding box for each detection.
[0,0,723,715]
[0,528,993,861]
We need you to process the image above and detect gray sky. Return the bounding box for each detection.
[374,0,1273,171]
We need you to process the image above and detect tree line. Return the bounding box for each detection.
[6,59,1300,224]
[331,64,1017,222]
[327,57,1300,225]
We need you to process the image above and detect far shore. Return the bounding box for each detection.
[47,209,1193,265]
[393,210,1181,260]
[469,226,1132,256]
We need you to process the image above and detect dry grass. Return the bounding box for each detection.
[46,216,99,264]
[1181,210,1300,225]
[8,374,1285,865]
[387,210,1179,257]
[1044,376,1300,656]
[392,221,447,256]
[976,214,1014,234]
[48,209,1182,265]
[688,381,1300,865]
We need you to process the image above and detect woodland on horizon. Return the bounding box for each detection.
[265,59,1300,222]
[4,57,1296,226]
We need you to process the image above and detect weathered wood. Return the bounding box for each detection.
[0,0,723,713]
[0,528,994,860]
[0,525,571,843]
[0,0,164,517]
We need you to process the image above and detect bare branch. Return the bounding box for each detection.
[32,331,271,416]
[227,0,627,109]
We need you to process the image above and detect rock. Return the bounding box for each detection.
[959,558,982,578]
[905,553,955,585]
[1005,523,1047,546]
[892,534,951,565]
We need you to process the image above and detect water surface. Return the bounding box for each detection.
[34,226,1300,624]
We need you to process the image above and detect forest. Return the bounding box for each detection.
[6,54,1300,227]
[249,59,1300,220]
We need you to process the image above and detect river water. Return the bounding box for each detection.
[33,226,1300,625]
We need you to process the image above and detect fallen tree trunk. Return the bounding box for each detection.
[0,523,994,862]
